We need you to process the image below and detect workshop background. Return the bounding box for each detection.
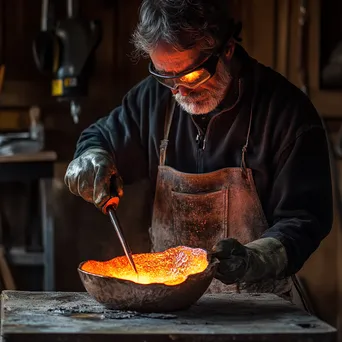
[0,0,342,339]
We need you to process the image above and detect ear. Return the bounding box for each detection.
[224,40,236,60]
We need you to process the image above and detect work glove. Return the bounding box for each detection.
[212,237,287,285]
[64,148,123,212]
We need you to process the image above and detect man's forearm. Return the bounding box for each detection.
[74,118,114,160]
[261,213,330,277]
[243,237,288,282]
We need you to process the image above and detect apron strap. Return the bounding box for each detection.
[241,109,253,171]
[159,97,176,166]
[240,78,256,171]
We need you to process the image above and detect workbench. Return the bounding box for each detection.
[0,151,56,291]
[1,290,337,341]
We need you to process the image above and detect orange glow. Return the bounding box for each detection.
[180,70,203,83]
[81,246,209,286]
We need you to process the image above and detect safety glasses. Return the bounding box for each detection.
[148,52,221,90]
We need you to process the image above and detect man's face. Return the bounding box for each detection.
[150,42,233,115]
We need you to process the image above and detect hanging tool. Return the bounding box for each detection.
[103,187,138,275]
[32,0,102,124]
[32,0,57,74]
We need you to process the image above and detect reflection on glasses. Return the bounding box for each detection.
[149,53,220,90]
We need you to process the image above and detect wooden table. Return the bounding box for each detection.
[0,290,337,342]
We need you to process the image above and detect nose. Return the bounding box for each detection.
[171,86,191,96]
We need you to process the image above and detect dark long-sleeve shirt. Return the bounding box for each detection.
[74,45,333,276]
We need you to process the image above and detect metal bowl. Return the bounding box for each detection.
[78,253,218,313]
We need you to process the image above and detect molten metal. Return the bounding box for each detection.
[81,246,209,286]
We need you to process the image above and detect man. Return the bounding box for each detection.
[64,0,333,308]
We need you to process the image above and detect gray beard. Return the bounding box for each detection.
[174,64,231,115]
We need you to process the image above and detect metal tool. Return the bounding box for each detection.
[32,0,102,124]
[103,197,138,275]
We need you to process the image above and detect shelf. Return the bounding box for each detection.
[7,246,44,266]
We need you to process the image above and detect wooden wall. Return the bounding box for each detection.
[0,0,149,161]
[232,0,342,334]
[0,0,152,290]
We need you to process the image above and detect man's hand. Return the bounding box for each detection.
[212,238,249,284]
[64,148,123,211]
[212,237,288,285]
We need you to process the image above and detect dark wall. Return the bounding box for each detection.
[0,0,149,161]
[321,0,342,73]
[0,0,153,291]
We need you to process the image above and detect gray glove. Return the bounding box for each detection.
[64,148,123,211]
[212,237,288,284]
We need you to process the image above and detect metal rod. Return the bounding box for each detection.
[67,0,80,18]
[108,208,138,274]
[41,0,49,31]
[67,0,73,17]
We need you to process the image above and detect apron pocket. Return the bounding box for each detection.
[170,188,228,250]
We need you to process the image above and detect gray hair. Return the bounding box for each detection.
[131,0,241,60]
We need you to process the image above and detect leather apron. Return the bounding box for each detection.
[149,97,309,310]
